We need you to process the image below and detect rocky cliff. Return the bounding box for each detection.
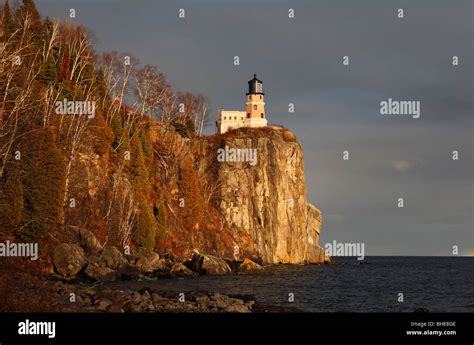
[1,119,326,266]
[198,127,325,264]
[68,124,327,264]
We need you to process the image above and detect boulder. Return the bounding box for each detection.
[135,249,164,273]
[52,243,86,278]
[100,245,127,270]
[188,251,232,275]
[67,225,102,255]
[170,263,193,276]
[96,299,113,312]
[238,258,264,273]
[116,265,140,281]
[225,304,251,313]
[84,262,115,281]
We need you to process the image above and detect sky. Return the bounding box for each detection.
[37,0,473,256]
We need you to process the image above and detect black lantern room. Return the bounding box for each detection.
[247,74,264,95]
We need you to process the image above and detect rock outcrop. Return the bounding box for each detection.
[170,263,193,276]
[52,243,86,278]
[133,249,165,273]
[100,245,127,270]
[67,226,103,256]
[238,258,264,273]
[304,203,326,264]
[187,251,232,275]
[204,128,326,264]
[50,126,328,271]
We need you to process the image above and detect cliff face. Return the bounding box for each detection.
[37,123,325,265]
[202,127,324,264]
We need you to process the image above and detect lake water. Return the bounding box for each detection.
[109,256,474,312]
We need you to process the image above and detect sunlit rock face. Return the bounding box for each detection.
[206,128,325,264]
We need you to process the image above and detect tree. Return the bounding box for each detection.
[135,202,155,249]
[2,0,16,37]
[153,200,167,242]
[130,133,155,249]
[133,64,170,120]
[17,128,66,241]
[175,92,210,136]
[0,160,23,232]
[130,133,148,194]
[139,124,153,168]
[96,67,109,111]
[20,0,41,31]
[177,158,204,231]
[40,55,56,84]
[57,50,70,81]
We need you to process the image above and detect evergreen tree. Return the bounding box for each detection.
[135,202,155,249]
[41,16,53,41]
[2,0,16,38]
[130,134,148,193]
[17,128,67,242]
[139,125,153,168]
[40,55,57,85]
[131,134,155,249]
[177,158,205,230]
[21,0,41,29]
[154,200,167,242]
[96,67,108,100]
[0,161,23,232]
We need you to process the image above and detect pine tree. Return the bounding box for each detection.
[139,125,153,168]
[154,200,167,242]
[131,134,155,249]
[177,158,205,230]
[135,202,155,249]
[40,55,57,85]
[41,16,53,41]
[0,161,23,232]
[17,128,67,242]
[21,0,41,29]
[2,0,16,38]
[96,68,108,102]
[130,134,148,193]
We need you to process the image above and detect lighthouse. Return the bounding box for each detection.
[246,74,266,119]
[216,74,269,134]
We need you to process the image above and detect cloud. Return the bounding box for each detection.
[392,160,412,173]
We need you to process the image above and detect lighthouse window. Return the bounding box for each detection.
[261,113,264,118]
[260,95,262,100]
[224,116,226,120]
[256,83,262,92]
[253,105,257,110]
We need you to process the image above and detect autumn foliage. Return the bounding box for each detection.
[0,0,234,261]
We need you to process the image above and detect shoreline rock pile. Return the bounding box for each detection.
[51,227,266,283]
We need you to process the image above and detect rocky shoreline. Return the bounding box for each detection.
[47,281,303,313]
[45,226,319,313]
